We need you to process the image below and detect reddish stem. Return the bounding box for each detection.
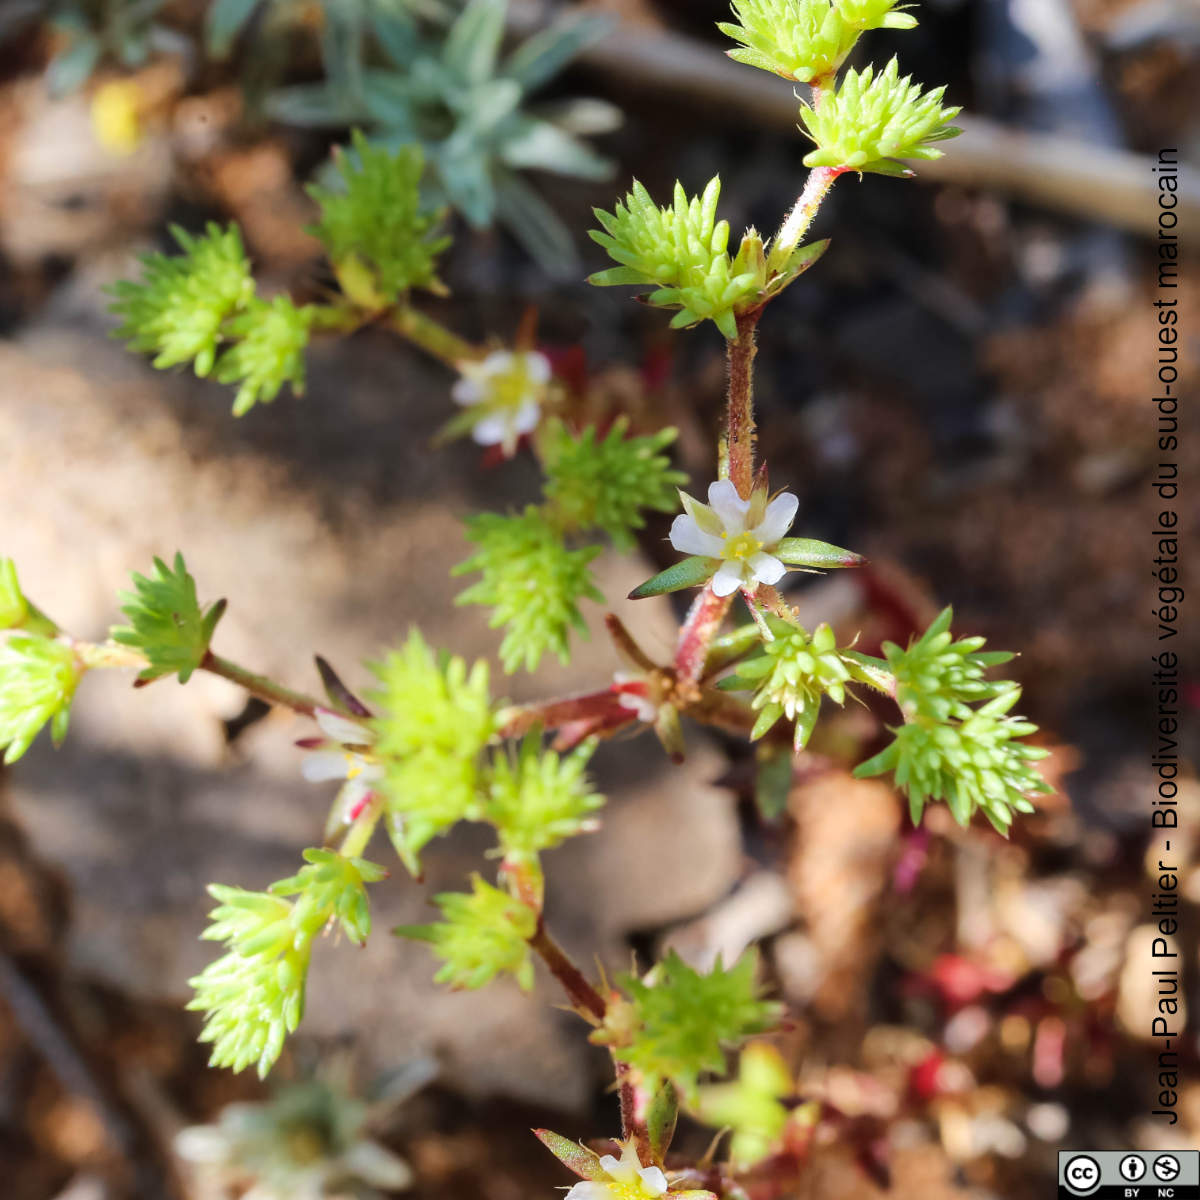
[528,920,606,1022]
[726,309,763,499]
[675,584,733,685]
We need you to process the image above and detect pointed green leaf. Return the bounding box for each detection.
[774,537,864,569]
[629,556,714,600]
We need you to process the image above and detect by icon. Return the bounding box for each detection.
[1119,1154,1147,1182]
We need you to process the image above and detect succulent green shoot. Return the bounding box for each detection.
[800,57,961,174]
[396,873,538,991]
[487,733,605,864]
[109,223,255,376]
[307,131,451,305]
[596,950,780,1104]
[542,418,687,550]
[0,634,82,764]
[188,850,384,1078]
[454,507,604,673]
[368,631,495,874]
[111,553,226,683]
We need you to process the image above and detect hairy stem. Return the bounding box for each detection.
[391,305,481,368]
[726,309,763,498]
[771,166,841,271]
[675,584,733,686]
[528,919,606,1022]
[201,651,321,718]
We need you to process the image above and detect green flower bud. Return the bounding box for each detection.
[801,58,961,174]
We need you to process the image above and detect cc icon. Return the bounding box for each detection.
[1064,1155,1102,1196]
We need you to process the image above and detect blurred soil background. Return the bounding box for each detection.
[0,0,1198,1198]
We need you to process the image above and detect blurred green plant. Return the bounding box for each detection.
[267,0,619,272]
[35,0,180,95]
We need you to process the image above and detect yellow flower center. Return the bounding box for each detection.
[344,753,364,779]
[722,531,762,561]
[486,359,539,412]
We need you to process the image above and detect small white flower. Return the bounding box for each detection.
[565,1142,669,1200]
[301,708,383,833]
[669,479,798,597]
[452,349,551,454]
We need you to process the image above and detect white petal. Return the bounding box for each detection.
[707,479,750,534]
[669,514,724,558]
[471,415,509,445]
[512,399,541,434]
[754,491,799,545]
[566,1184,613,1200]
[301,752,349,783]
[749,551,786,586]
[525,351,552,383]
[638,1167,669,1196]
[316,708,371,745]
[480,349,515,377]
[597,1156,624,1179]
[711,561,746,596]
[452,378,483,407]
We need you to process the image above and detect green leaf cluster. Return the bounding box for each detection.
[213,295,315,417]
[542,418,686,550]
[109,224,319,417]
[721,0,854,83]
[721,619,855,749]
[368,631,496,873]
[0,634,81,764]
[853,612,1049,831]
[188,850,385,1077]
[270,847,387,946]
[855,691,1050,832]
[801,57,961,173]
[109,223,256,376]
[487,734,604,863]
[396,873,537,991]
[601,951,780,1103]
[589,178,766,339]
[269,0,616,273]
[696,1042,793,1168]
[886,606,1016,721]
[307,131,451,306]
[111,553,225,683]
[454,507,603,674]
